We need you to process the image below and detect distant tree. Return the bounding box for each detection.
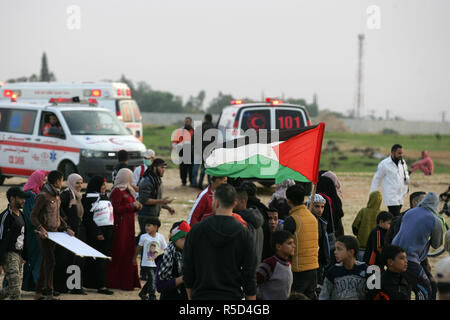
[184,90,206,113]
[39,52,56,82]
[207,92,235,114]
[286,98,307,106]
[134,81,184,113]
[118,74,136,97]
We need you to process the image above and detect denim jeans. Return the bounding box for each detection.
[191,164,200,187]
[140,266,157,300]
[192,164,209,187]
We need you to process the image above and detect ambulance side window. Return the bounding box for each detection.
[39,112,65,139]
[2,109,37,134]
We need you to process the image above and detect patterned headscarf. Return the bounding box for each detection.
[306,193,326,205]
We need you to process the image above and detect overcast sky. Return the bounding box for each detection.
[1,0,449,121]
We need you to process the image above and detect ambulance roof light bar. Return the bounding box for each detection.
[265,97,284,105]
[49,97,98,106]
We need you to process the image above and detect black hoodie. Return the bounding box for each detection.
[183,215,257,300]
[235,208,264,264]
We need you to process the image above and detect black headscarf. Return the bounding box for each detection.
[316,175,345,237]
[86,176,105,194]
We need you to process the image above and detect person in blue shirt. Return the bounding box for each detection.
[392,192,443,300]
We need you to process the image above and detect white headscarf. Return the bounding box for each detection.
[66,173,83,207]
[65,173,84,219]
[111,168,135,195]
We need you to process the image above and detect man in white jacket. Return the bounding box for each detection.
[370,144,410,217]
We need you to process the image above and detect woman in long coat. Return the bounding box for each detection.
[107,168,142,290]
[21,170,47,291]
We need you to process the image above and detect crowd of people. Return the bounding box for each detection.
[0,140,449,301]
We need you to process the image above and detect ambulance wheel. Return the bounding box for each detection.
[0,175,5,186]
[60,161,77,180]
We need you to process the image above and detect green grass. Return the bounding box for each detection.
[141,125,450,173]
[324,132,450,152]
[142,125,178,168]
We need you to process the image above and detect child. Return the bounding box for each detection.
[133,216,167,300]
[256,230,294,300]
[306,194,331,287]
[363,211,394,269]
[319,235,368,300]
[352,191,382,261]
[267,207,284,233]
[156,221,190,300]
[367,245,411,300]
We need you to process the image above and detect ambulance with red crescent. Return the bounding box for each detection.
[0,99,146,185]
[0,82,143,141]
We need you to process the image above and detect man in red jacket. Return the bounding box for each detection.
[187,176,227,227]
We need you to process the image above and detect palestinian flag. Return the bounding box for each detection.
[205,123,325,184]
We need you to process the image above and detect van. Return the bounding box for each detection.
[0,82,143,141]
[0,101,146,185]
[216,98,312,141]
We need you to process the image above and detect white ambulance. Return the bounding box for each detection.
[0,100,146,185]
[216,98,313,141]
[0,82,144,141]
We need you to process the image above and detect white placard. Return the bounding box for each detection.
[47,232,110,260]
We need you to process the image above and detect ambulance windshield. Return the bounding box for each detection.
[62,110,131,136]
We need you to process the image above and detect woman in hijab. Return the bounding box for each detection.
[316,175,345,238]
[107,168,142,290]
[268,179,296,220]
[82,176,114,295]
[53,173,86,294]
[321,171,343,201]
[21,170,47,292]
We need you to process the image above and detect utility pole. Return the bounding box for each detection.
[355,34,365,119]
[442,111,447,122]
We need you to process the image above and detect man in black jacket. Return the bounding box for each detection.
[234,187,265,263]
[192,113,215,189]
[0,187,29,300]
[183,184,257,300]
[241,181,272,260]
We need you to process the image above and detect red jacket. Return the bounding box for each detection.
[188,186,213,227]
[187,186,248,227]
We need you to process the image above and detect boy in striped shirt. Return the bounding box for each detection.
[256,230,294,300]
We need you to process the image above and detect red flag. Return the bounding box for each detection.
[272,122,325,184]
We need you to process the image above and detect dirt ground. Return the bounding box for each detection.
[0,169,448,300]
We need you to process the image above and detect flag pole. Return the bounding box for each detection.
[308,122,325,210]
[308,183,317,210]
